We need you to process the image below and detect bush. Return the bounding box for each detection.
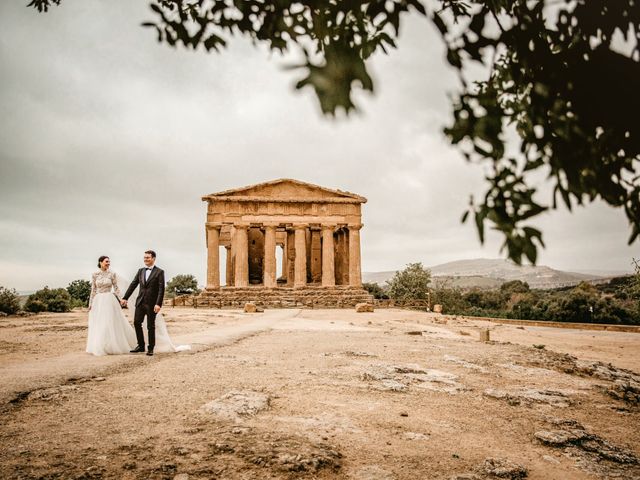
[363,282,389,299]
[70,298,86,309]
[166,274,200,298]
[67,279,91,307]
[431,286,467,314]
[386,263,431,300]
[500,280,530,294]
[25,287,72,313]
[0,286,21,315]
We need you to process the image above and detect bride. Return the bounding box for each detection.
[86,256,189,356]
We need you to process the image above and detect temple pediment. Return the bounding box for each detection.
[203,178,367,203]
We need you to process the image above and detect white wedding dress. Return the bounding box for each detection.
[86,269,190,356]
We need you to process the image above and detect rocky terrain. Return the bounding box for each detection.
[0,307,639,479]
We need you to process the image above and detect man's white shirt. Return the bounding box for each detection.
[144,266,155,282]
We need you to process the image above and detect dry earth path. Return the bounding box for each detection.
[0,309,300,405]
[1,308,639,480]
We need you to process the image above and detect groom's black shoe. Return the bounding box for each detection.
[130,346,145,353]
[146,348,154,356]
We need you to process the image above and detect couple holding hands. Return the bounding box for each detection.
[86,250,189,356]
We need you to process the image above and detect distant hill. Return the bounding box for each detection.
[363,258,608,290]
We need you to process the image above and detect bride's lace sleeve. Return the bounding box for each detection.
[111,272,122,297]
[89,272,97,308]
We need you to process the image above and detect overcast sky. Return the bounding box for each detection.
[0,1,637,291]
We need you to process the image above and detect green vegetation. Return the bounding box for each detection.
[378,262,639,325]
[432,279,639,325]
[67,279,91,308]
[386,263,431,300]
[363,282,389,300]
[24,287,72,313]
[166,274,200,298]
[0,286,21,315]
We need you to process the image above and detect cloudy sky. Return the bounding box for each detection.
[0,1,636,291]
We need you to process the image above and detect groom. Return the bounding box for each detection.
[121,250,165,356]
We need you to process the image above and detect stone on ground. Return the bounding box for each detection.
[355,303,374,313]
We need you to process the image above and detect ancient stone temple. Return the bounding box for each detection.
[197,179,372,307]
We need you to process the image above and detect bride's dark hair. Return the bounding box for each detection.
[98,256,109,268]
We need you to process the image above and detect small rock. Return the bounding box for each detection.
[244,302,258,313]
[380,379,407,392]
[174,474,189,480]
[542,455,560,464]
[480,458,528,479]
[356,303,374,313]
[534,429,585,446]
[353,465,395,480]
[201,390,270,420]
[399,411,408,417]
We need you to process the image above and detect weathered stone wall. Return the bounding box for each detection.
[174,286,374,309]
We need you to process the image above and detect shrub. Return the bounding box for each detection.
[0,286,21,315]
[431,286,467,314]
[166,274,200,298]
[363,282,389,299]
[386,263,431,300]
[500,280,530,294]
[67,279,91,307]
[25,287,72,313]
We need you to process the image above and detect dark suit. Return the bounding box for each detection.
[123,266,165,350]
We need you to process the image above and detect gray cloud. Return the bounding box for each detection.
[0,2,636,291]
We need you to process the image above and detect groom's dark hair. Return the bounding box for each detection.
[145,250,156,258]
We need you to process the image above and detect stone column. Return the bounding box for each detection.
[234,224,249,287]
[225,245,233,287]
[321,224,336,287]
[294,224,307,288]
[263,224,277,288]
[286,230,295,286]
[206,223,221,289]
[310,228,322,283]
[348,224,362,287]
[280,241,287,282]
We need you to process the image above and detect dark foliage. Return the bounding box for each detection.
[363,282,389,299]
[166,274,200,298]
[0,287,21,315]
[67,279,91,307]
[434,277,639,325]
[25,286,72,313]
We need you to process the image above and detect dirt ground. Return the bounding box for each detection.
[0,307,639,480]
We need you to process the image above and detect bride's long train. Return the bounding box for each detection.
[86,275,190,356]
[86,292,137,356]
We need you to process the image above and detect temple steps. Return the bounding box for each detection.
[170,286,373,308]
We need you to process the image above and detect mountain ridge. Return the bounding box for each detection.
[362,258,630,290]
